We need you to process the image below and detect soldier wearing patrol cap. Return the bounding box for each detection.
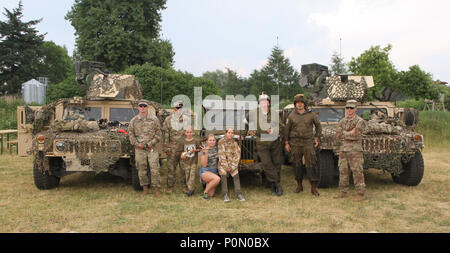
[284,94,322,196]
[334,99,367,202]
[128,100,162,197]
[162,100,191,194]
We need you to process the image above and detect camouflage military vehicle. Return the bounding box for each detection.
[18,61,168,190]
[284,69,424,187]
[199,97,287,187]
[200,98,261,176]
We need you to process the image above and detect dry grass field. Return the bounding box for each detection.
[0,147,448,233]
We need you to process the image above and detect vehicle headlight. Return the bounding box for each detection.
[55,141,66,152]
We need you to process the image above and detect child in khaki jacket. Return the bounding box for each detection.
[218,128,245,202]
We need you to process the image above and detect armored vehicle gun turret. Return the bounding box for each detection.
[18,61,168,190]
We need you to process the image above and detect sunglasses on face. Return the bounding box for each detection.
[139,105,148,108]
[345,107,354,110]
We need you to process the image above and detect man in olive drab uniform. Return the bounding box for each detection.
[248,93,284,196]
[162,100,191,194]
[128,100,162,197]
[284,94,322,196]
[334,100,367,202]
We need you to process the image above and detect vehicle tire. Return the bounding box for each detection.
[33,156,60,190]
[317,150,337,188]
[392,151,424,186]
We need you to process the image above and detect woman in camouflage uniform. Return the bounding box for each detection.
[218,129,245,202]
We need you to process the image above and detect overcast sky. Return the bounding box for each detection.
[2,0,450,82]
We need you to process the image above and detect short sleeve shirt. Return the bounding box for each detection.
[200,146,218,168]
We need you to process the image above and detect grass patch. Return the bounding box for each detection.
[0,147,449,233]
[416,111,450,148]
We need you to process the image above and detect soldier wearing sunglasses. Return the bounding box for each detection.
[334,100,367,202]
[128,100,163,197]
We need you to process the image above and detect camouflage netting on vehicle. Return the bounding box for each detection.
[51,119,100,132]
[364,120,402,135]
[363,153,402,175]
[326,76,369,102]
[37,128,133,173]
[80,130,132,173]
[86,73,143,100]
[24,105,35,124]
[148,101,170,125]
[32,102,58,135]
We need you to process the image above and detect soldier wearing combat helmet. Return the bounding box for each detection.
[333,99,367,202]
[128,100,163,197]
[284,94,322,196]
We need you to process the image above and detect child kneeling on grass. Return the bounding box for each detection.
[199,134,221,200]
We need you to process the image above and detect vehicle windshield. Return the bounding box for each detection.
[110,108,139,122]
[311,108,345,122]
[63,106,101,121]
[356,107,387,117]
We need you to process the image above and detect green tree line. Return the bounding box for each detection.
[1,1,446,108]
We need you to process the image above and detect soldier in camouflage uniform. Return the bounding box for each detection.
[248,93,284,196]
[163,101,191,194]
[218,129,245,202]
[333,100,367,202]
[128,100,162,197]
[284,94,322,196]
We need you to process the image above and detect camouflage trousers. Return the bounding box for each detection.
[338,151,366,194]
[290,142,319,181]
[256,139,282,183]
[166,151,186,189]
[135,148,161,188]
[221,173,242,195]
[180,160,197,192]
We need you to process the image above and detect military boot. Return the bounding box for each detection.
[141,185,149,196]
[353,193,365,202]
[154,188,162,198]
[294,179,303,193]
[333,192,347,199]
[270,182,277,195]
[274,182,283,196]
[310,181,320,197]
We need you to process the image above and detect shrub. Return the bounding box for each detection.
[0,97,24,130]
[417,111,450,147]
[396,99,425,110]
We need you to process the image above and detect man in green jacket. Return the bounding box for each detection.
[284,94,322,196]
